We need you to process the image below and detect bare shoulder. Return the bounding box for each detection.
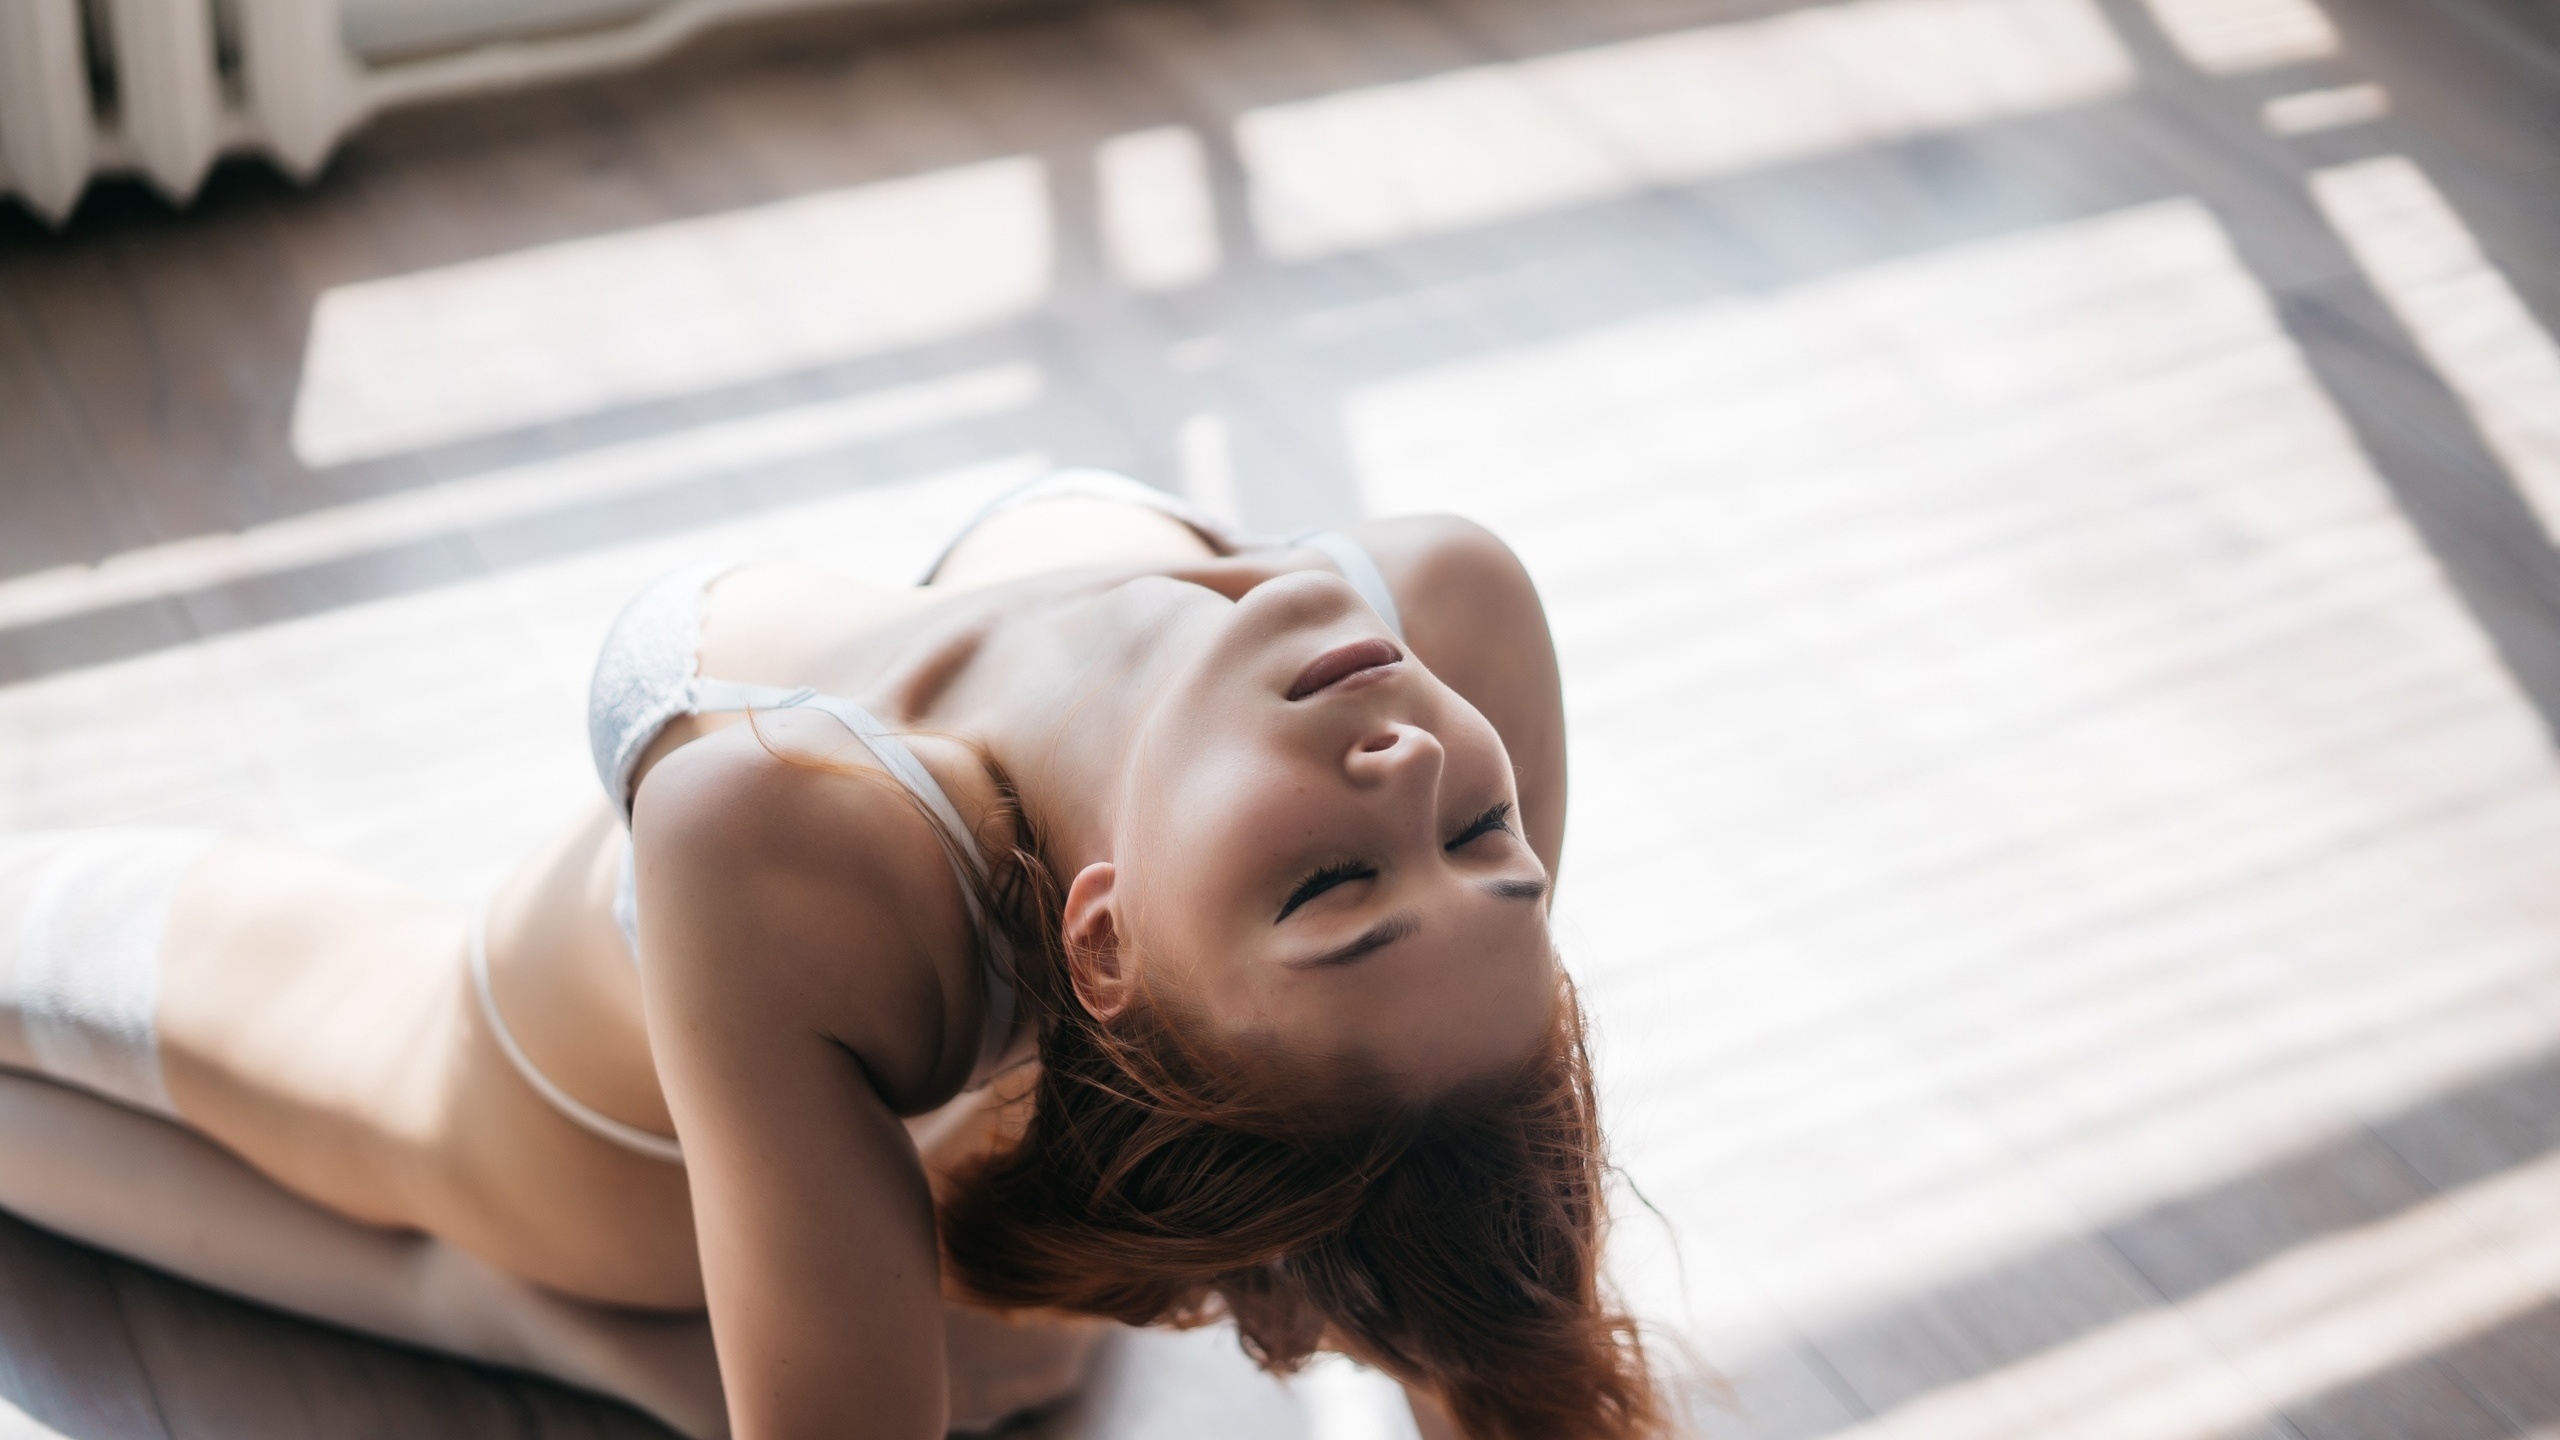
[1345,514,1556,701]
[631,712,981,1108]
[1348,514,1543,617]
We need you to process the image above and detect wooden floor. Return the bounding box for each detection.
[7,0,2560,1435]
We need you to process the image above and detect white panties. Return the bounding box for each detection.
[0,827,220,1119]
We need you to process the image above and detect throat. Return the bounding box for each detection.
[892,622,990,726]
[916,573,1216,873]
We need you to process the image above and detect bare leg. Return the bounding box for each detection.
[0,1068,729,1437]
[0,1060,1099,1438]
[0,821,1091,1434]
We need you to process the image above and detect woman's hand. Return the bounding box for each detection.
[941,1306,1108,1432]
[1404,1383,1469,1440]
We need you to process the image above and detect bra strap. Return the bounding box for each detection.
[693,681,986,868]
[1302,531,1405,642]
[685,679,1021,1083]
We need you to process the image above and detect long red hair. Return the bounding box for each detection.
[933,770,1671,1440]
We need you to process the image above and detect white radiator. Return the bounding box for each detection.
[0,0,895,224]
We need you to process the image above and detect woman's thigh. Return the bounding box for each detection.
[929,495,1217,589]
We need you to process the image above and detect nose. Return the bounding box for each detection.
[1346,722,1444,803]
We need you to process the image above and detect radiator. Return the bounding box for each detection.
[0,0,883,224]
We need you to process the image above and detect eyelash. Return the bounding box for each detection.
[1450,801,1514,849]
[1275,802,1513,922]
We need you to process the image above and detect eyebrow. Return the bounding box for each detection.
[1284,911,1421,969]
[1280,875,1548,971]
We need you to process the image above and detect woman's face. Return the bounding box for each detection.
[1107,569,1558,1096]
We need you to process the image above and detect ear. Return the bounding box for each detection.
[1060,861,1136,1021]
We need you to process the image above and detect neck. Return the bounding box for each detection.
[942,576,1222,882]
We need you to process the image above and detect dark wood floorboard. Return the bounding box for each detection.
[0,1209,674,1440]
[0,292,123,580]
[109,1258,668,1440]
[0,1218,172,1440]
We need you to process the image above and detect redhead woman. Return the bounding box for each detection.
[0,472,1665,1440]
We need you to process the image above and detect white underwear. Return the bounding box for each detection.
[0,828,220,1119]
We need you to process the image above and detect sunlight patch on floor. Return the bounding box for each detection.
[2260,82,2387,136]
[1826,1148,2560,1440]
[2313,153,2560,542]
[1099,125,1224,293]
[2138,0,2340,74]
[0,365,1041,634]
[1238,0,2134,260]
[289,158,1051,467]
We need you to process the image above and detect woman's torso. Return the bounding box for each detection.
[464,504,1234,1304]
[152,497,1551,1316]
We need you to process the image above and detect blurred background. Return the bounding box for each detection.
[7,0,2560,1436]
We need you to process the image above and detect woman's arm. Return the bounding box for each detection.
[1339,517,1569,885]
[635,725,981,1440]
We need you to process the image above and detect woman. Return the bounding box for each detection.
[0,472,1664,1440]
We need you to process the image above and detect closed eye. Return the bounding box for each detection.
[1276,803,1514,924]
[1446,801,1513,850]
[1276,860,1375,923]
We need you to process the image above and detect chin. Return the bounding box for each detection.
[1235,568,1372,639]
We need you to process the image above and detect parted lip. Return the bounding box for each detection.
[1288,637,1403,700]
